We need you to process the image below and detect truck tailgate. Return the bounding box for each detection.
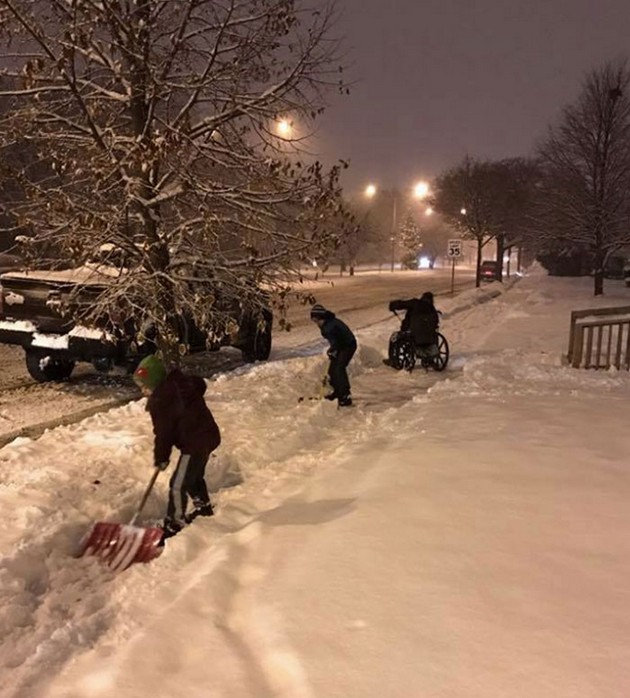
[0,274,102,332]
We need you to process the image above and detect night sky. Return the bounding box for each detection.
[319,0,630,194]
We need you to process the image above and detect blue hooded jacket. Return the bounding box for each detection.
[317,310,357,353]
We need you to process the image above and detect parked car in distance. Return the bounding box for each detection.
[480,260,499,282]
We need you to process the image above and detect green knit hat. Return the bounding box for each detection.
[133,354,167,391]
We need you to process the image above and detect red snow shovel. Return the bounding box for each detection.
[77,467,164,572]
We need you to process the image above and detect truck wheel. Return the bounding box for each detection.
[25,349,75,382]
[241,313,273,363]
[92,357,113,374]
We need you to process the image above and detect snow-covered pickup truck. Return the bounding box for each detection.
[0,267,272,382]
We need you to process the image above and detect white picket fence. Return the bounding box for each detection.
[567,306,630,369]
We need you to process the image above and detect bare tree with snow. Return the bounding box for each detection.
[535,61,630,295]
[434,156,538,285]
[433,157,504,287]
[0,0,351,355]
[491,157,540,280]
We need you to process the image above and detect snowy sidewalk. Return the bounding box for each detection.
[3,269,630,698]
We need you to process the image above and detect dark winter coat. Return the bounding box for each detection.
[318,311,357,353]
[389,297,439,346]
[146,368,221,466]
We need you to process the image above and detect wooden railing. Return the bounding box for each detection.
[567,306,630,369]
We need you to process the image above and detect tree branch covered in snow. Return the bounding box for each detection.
[0,0,352,351]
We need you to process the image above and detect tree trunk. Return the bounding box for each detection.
[475,239,483,287]
[495,234,504,282]
[593,248,605,296]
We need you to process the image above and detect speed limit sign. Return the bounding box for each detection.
[447,239,462,294]
[447,239,463,258]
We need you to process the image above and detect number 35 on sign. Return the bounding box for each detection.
[447,239,462,258]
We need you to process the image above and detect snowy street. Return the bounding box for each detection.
[2,266,630,697]
[0,267,474,447]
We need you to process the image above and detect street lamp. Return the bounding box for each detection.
[390,235,396,273]
[390,196,398,272]
[276,118,293,138]
[414,181,430,200]
[364,179,431,272]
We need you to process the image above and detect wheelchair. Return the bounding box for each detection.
[387,329,449,372]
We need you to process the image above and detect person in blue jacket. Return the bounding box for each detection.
[310,304,357,407]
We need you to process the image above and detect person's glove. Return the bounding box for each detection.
[327,348,338,360]
[155,461,169,471]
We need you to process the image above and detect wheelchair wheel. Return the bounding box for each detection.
[432,332,449,371]
[388,335,416,371]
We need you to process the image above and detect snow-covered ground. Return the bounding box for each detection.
[0,267,472,445]
[2,268,630,698]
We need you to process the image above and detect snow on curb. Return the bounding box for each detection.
[0,396,134,449]
[439,274,521,319]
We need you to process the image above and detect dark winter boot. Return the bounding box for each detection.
[184,500,214,524]
[324,391,338,401]
[158,518,184,546]
[338,395,353,407]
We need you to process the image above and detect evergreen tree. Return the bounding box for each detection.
[399,210,423,257]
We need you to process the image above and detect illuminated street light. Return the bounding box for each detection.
[363,180,431,272]
[460,207,467,215]
[276,118,292,138]
[413,181,430,199]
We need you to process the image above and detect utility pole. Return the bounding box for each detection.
[390,195,398,272]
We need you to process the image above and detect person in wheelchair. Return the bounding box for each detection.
[385,292,449,371]
[390,291,439,347]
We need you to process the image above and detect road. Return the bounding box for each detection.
[0,267,476,445]
[275,266,476,350]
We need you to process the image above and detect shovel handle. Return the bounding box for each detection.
[129,467,161,526]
